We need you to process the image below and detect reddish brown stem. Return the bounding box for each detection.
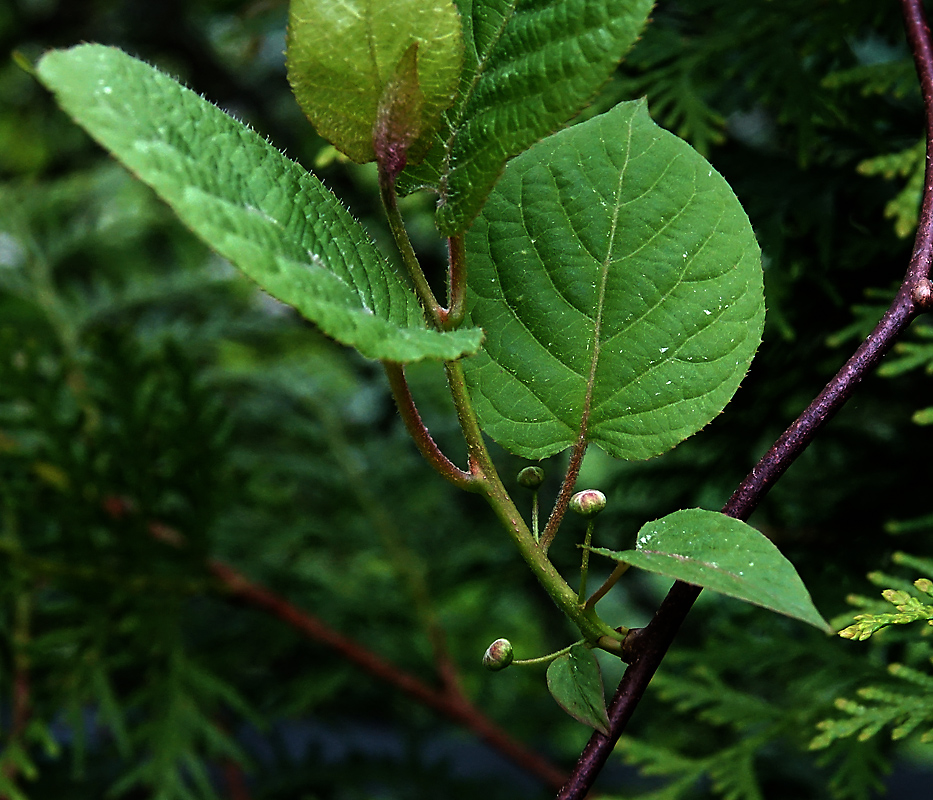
[2,593,33,796]
[222,758,252,800]
[144,507,562,788]
[208,560,568,790]
[383,361,476,490]
[440,234,468,330]
[540,436,588,552]
[558,1,933,795]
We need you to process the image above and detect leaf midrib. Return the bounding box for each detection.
[575,113,636,445]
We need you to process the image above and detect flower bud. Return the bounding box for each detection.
[569,489,606,518]
[482,638,514,671]
[517,466,545,490]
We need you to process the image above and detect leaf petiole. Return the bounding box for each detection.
[584,562,631,610]
[377,163,445,329]
[513,640,583,667]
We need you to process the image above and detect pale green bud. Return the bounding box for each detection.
[517,466,545,490]
[482,638,514,671]
[569,489,606,518]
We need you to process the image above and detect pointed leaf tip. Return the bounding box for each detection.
[546,645,611,735]
[592,509,831,632]
[35,44,482,363]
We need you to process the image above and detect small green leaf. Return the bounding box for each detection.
[463,100,764,460]
[287,0,463,166]
[36,45,482,363]
[400,0,654,234]
[592,509,831,632]
[546,644,610,735]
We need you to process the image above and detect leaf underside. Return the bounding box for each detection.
[36,44,482,363]
[592,509,831,631]
[546,644,611,734]
[463,100,765,460]
[400,0,654,235]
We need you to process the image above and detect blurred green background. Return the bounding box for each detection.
[3,0,933,798]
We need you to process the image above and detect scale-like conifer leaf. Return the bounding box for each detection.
[463,100,764,459]
[36,45,481,363]
[592,509,831,631]
[400,0,654,234]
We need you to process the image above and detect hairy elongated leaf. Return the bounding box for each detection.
[400,0,653,234]
[36,45,481,363]
[463,100,764,460]
[287,0,463,166]
[592,509,831,631]
[546,644,610,734]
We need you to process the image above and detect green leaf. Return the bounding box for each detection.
[591,509,831,631]
[463,100,764,460]
[546,644,611,735]
[36,45,481,363]
[287,0,464,166]
[400,0,654,234]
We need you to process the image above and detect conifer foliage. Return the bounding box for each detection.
[3,0,933,798]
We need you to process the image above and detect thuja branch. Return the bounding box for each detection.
[144,509,567,789]
[558,1,933,795]
[208,560,569,791]
[308,386,465,695]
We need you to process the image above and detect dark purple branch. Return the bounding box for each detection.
[558,1,933,795]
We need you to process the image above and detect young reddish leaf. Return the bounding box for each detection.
[373,43,427,179]
[546,645,610,735]
[287,0,463,166]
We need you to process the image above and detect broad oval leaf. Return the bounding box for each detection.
[36,45,482,363]
[463,100,764,460]
[591,509,831,631]
[546,644,610,735]
[287,0,463,166]
[400,0,653,235]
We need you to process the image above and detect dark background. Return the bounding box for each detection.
[2,1,932,797]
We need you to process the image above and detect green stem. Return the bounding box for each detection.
[444,360,624,650]
[584,562,631,610]
[513,640,583,667]
[577,520,595,603]
[441,234,468,330]
[378,164,444,329]
[375,164,622,649]
[531,491,540,542]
